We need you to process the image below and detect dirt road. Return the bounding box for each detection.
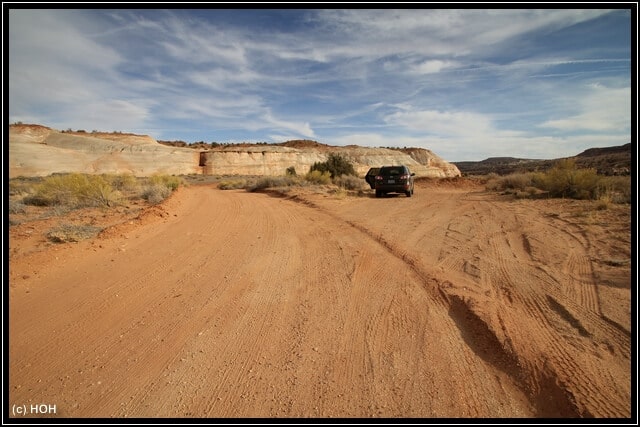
[8,181,632,419]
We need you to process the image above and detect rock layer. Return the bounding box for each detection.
[9,124,461,178]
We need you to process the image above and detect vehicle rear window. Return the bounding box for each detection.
[380,167,404,175]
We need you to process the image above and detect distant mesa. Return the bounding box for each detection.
[452,143,630,176]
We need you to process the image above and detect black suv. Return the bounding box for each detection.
[369,165,415,197]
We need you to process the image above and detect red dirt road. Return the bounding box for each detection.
[8,181,632,419]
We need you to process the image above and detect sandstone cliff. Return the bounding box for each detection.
[199,145,460,178]
[9,125,200,178]
[9,124,461,178]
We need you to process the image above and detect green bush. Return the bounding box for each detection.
[309,153,356,178]
[286,166,297,176]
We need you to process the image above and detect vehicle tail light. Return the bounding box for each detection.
[400,174,410,180]
[375,175,383,180]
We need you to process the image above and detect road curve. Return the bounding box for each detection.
[9,182,631,419]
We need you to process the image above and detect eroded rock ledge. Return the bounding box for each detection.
[9,124,461,178]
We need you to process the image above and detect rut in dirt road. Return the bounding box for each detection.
[277,190,585,418]
[280,183,631,418]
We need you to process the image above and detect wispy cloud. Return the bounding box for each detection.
[263,111,316,139]
[540,83,631,132]
[385,109,497,137]
[8,8,631,160]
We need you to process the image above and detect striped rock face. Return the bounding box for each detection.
[9,124,461,178]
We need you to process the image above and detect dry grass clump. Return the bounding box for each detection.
[218,179,250,190]
[139,174,184,204]
[9,200,28,215]
[217,170,363,194]
[9,173,187,244]
[104,173,140,192]
[46,224,103,243]
[485,159,631,206]
[333,174,367,191]
[23,173,122,208]
[596,176,631,204]
[141,184,172,205]
[146,174,183,191]
[304,170,332,185]
[246,175,301,192]
[17,173,185,208]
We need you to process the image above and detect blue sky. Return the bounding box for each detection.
[8,7,633,161]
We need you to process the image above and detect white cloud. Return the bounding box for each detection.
[187,68,261,92]
[9,10,122,70]
[48,99,151,133]
[385,109,497,137]
[263,111,316,139]
[410,59,458,74]
[540,84,631,132]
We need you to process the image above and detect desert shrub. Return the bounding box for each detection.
[246,175,299,192]
[501,173,533,191]
[334,174,366,191]
[484,160,622,202]
[9,177,40,196]
[24,173,122,207]
[104,173,139,192]
[541,159,599,200]
[485,172,535,193]
[147,174,183,191]
[286,166,297,176]
[309,153,356,178]
[304,170,332,185]
[141,184,172,205]
[484,176,501,192]
[22,194,51,206]
[8,201,27,214]
[595,196,611,211]
[218,179,249,190]
[46,224,103,243]
[138,174,183,203]
[596,176,631,204]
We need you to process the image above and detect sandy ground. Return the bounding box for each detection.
[8,180,632,419]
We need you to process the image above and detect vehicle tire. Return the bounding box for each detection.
[375,190,382,198]
[406,190,412,197]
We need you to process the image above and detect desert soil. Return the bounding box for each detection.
[8,179,632,419]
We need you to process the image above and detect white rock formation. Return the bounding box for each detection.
[9,125,461,178]
[9,125,199,178]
